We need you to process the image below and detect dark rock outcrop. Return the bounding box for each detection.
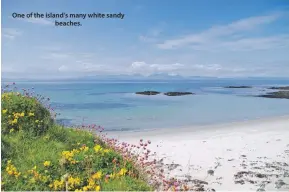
[275,179,286,189]
[224,86,252,88]
[135,91,161,95]
[164,92,194,96]
[268,86,289,90]
[258,91,289,99]
[207,170,214,176]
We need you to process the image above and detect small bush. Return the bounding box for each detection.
[1,92,53,136]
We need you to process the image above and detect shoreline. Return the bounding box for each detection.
[108,115,289,191]
[107,114,289,139]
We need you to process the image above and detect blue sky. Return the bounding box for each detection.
[2,0,289,79]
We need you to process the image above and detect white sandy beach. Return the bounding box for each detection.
[109,116,289,191]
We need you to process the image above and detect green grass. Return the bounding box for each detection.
[1,91,153,191]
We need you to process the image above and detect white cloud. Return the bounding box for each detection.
[219,35,289,51]
[128,61,261,77]
[58,65,68,72]
[131,61,146,68]
[157,13,283,50]
[129,61,185,75]
[2,28,22,40]
[192,64,222,71]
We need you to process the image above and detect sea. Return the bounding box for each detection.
[3,78,289,132]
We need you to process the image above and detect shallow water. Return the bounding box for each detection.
[5,78,289,131]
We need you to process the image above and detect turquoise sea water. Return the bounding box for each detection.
[5,78,289,132]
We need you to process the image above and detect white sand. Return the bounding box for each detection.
[108,116,289,191]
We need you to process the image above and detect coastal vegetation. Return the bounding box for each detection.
[1,83,183,191]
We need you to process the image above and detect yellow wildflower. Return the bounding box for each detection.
[119,168,128,176]
[94,145,102,153]
[62,149,80,164]
[14,172,21,178]
[68,176,80,185]
[2,109,7,114]
[13,112,23,118]
[62,151,73,161]
[71,149,80,154]
[6,160,21,178]
[43,161,51,167]
[83,186,88,191]
[11,118,18,125]
[9,128,14,133]
[7,170,13,175]
[110,173,116,179]
[28,112,35,117]
[80,146,89,152]
[103,149,110,153]
[72,160,79,164]
[95,185,101,191]
[67,176,81,190]
[51,179,65,190]
[92,171,102,180]
[87,178,95,188]
[41,175,48,182]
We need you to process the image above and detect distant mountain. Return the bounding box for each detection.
[146,73,185,80]
[68,73,188,81]
[2,74,289,83]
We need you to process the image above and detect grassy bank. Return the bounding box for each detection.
[1,84,161,191]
